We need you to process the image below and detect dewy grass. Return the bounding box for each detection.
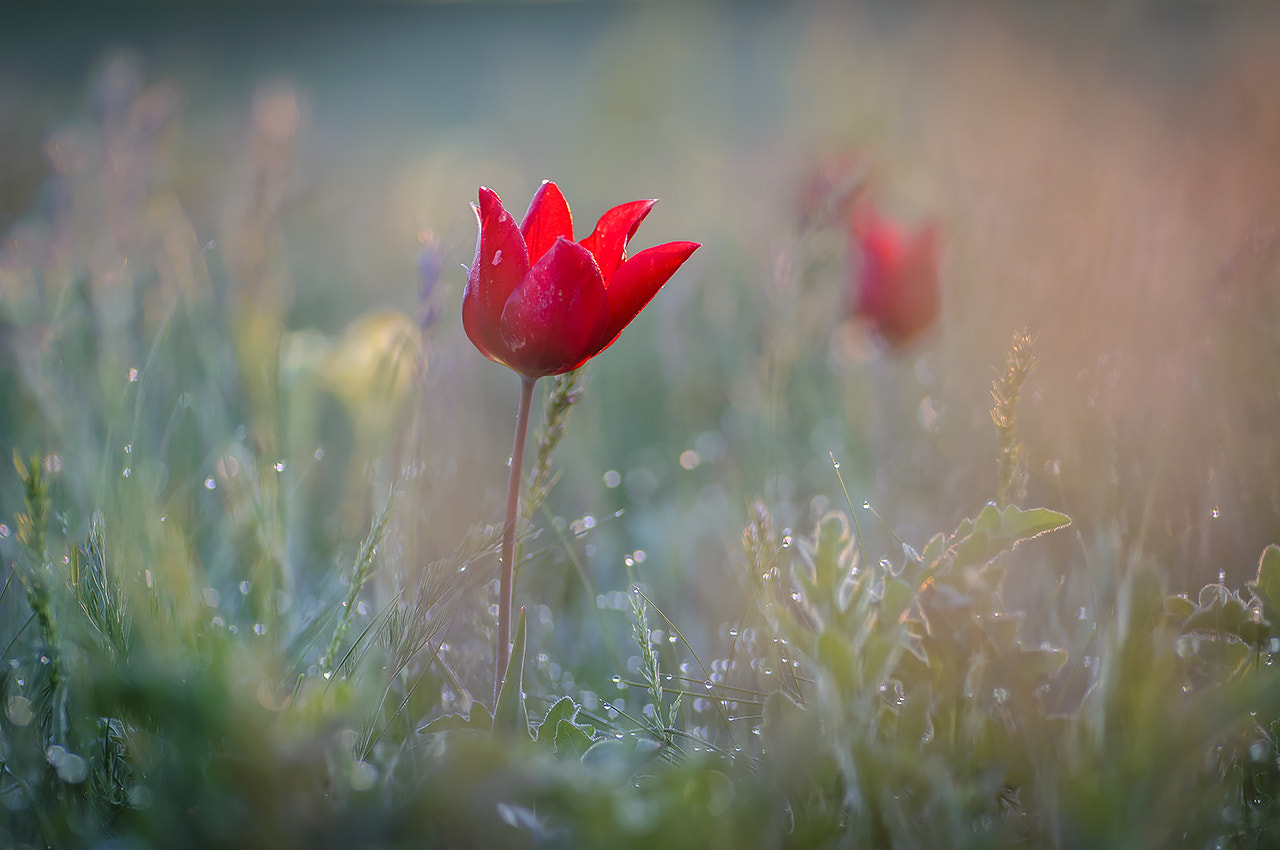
[322,486,395,679]
[5,47,1280,849]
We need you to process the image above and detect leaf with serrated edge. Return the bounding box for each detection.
[536,696,577,746]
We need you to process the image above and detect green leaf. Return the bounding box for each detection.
[1164,594,1195,623]
[998,505,1071,540]
[880,576,915,625]
[553,718,595,758]
[920,533,946,566]
[418,702,493,735]
[1251,544,1280,623]
[535,696,577,746]
[951,505,1071,569]
[492,608,531,742]
[816,630,856,691]
[1183,594,1249,637]
[813,512,851,594]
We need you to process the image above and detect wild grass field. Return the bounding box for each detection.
[3,3,1280,848]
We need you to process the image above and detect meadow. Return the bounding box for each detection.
[3,4,1280,847]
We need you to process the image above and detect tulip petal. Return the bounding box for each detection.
[464,188,531,365]
[599,240,699,349]
[499,237,609,377]
[579,199,656,282]
[520,181,574,266]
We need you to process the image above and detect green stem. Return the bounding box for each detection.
[495,375,536,705]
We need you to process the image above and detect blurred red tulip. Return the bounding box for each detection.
[849,205,940,346]
[463,181,700,378]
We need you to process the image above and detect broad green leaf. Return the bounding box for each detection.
[1239,620,1271,647]
[1186,634,1252,683]
[1183,594,1249,637]
[552,718,594,758]
[952,505,1071,569]
[952,530,994,570]
[418,702,493,735]
[1164,594,1194,622]
[536,696,577,746]
[1198,583,1227,609]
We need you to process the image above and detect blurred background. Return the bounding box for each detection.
[3,1,1280,694]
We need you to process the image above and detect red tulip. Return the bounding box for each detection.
[462,181,699,704]
[849,205,940,346]
[463,181,700,378]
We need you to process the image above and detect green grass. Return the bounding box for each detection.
[5,8,1280,847]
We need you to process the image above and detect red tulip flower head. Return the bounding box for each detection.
[463,181,700,378]
[849,205,940,346]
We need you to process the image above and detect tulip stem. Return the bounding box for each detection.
[495,374,536,705]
